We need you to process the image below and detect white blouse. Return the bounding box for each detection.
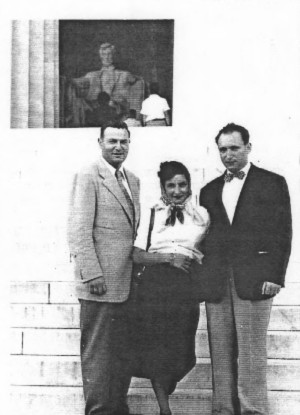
[134,198,210,264]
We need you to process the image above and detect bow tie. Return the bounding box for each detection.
[224,170,246,183]
[165,206,184,226]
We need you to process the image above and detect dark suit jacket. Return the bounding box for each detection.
[200,164,292,301]
[68,157,140,303]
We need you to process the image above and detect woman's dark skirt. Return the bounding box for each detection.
[130,263,200,383]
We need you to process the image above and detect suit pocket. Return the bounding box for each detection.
[254,250,272,274]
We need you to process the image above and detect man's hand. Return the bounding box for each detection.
[87,277,107,296]
[170,253,192,273]
[262,281,281,296]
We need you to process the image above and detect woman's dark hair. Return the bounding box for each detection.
[158,161,191,187]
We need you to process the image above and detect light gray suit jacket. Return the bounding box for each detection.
[68,157,140,302]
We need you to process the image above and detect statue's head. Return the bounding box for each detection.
[99,43,115,67]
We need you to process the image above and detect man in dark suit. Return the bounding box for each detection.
[68,120,140,415]
[200,123,292,415]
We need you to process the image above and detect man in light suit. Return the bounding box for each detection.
[68,120,140,415]
[200,123,292,415]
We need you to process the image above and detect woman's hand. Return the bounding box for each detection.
[170,253,192,273]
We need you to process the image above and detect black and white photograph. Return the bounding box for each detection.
[59,20,174,128]
[10,19,174,129]
[3,1,300,415]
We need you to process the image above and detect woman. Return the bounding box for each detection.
[131,161,209,415]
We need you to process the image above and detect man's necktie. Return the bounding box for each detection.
[224,170,246,183]
[115,170,135,226]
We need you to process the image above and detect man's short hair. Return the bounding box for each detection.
[215,123,250,145]
[100,120,131,139]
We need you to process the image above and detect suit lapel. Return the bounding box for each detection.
[124,168,140,229]
[216,174,231,226]
[97,159,134,226]
[231,164,257,226]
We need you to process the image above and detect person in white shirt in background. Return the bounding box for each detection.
[140,82,171,126]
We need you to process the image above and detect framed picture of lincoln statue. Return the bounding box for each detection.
[59,20,174,128]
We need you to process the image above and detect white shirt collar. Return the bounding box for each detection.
[154,196,207,226]
[155,195,191,211]
[101,156,125,177]
[155,196,197,216]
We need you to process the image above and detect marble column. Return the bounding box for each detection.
[11,20,30,128]
[11,20,59,128]
[44,20,59,128]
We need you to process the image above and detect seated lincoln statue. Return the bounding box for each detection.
[64,43,144,127]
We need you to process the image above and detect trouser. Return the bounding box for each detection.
[80,299,132,415]
[206,274,273,415]
[145,119,167,126]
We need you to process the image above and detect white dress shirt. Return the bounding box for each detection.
[101,156,133,200]
[222,163,251,224]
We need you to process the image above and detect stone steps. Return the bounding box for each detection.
[10,355,300,391]
[10,387,300,415]
[10,327,300,359]
[10,278,300,415]
[10,303,300,330]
